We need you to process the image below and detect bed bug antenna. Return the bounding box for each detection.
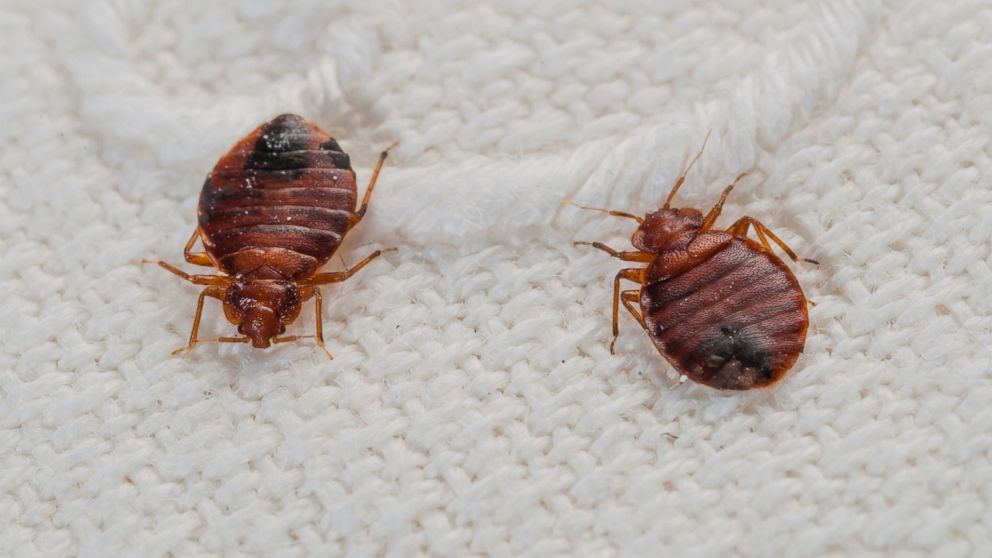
[562,198,644,223]
[663,130,711,209]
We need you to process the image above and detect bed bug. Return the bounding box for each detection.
[568,134,816,390]
[152,114,394,359]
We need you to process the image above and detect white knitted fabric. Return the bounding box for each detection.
[4,1,992,556]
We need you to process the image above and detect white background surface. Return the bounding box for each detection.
[3,1,992,556]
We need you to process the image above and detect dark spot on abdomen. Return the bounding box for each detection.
[693,324,774,390]
[246,115,352,171]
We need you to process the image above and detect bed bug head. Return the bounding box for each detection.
[631,207,704,252]
[223,281,302,348]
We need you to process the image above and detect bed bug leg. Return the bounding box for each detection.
[610,268,646,353]
[175,336,251,356]
[353,141,398,223]
[302,248,395,285]
[698,172,748,233]
[152,260,232,287]
[183,227,214,267]
[274,335,330,359]
[727,216,818,265]
[663,130,711,209]
[172,286,227,356]
[562,199,643,223]
[621,290,645,327]
[311,287,333,360]
[273,287,334,360]
[574,241,654,262]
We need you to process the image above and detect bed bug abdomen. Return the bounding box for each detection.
[640,235,807,390]
[198,114,358,281]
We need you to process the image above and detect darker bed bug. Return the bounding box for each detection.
[152,114,395,359]
[568,134,816,390]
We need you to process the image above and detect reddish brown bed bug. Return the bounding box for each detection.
[152,114,395,359]
[567,134,816,390]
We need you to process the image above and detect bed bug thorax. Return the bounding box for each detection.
[149,114,395,359]
[567,133,816,390]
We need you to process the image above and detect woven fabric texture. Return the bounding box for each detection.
[3,1,992,556]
